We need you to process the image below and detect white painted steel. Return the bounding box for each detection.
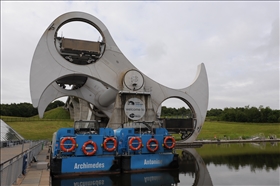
[30,12,209,142]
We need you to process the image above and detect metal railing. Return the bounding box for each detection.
[0,141,45,186]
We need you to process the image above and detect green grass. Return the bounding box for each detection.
[6,121,280,141]
[196,121,280,140]
[1,107,71,121]
[2,109,280,141]
[7,120,73,140]
[33,107,70,119]
[1,107,72,140]
[171,121,280,141]
[195,142,280,157]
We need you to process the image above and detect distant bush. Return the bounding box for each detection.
[161,105,280,123]
[0,100,65,117]
[207,106,280,123]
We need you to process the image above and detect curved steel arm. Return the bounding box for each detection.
[30,11,209,142]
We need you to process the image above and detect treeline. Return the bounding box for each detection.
[0,101,65,117]
[1,102,279,123]
[161,105,280,123]
[207,106,280,123]
[161,106,192,117]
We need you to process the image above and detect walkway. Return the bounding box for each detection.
[1,142,32,163]
[11,145,51,186]
[175,138,280,148]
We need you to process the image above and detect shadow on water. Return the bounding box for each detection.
[52,142,280,186]
[52,148,212,186]
[195,142,280,171]
[52,171,180,186]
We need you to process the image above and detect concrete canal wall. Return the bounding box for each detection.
[176,139,280,148]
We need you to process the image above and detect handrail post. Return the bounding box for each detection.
[0,164,3,186]
[6,159,13,186]
[22,142,24,153]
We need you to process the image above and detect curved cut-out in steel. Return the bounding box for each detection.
[30,11,209,142]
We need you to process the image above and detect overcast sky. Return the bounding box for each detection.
[1,1,279,110]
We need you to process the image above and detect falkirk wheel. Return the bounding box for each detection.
[30,12,209,143]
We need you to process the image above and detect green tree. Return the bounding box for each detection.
[222,107,236,121]
[235,109,247,122]
[207,108,223,117]
[0,101,64,117]
[246,106,261,122]
[46,100,65,111]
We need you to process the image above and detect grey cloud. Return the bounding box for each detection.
[1,2,279,110]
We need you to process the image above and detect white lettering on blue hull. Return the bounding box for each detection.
[144,176,161,183]
[74,162,105,169]
[144,159,163,165]
[74,180,105,186]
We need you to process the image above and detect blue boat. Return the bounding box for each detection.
[50,120,121,177]
[50,120,178,177]
[115,122,179,172]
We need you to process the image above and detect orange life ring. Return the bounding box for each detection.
[103,137,117,152]
[164,136,176,149]
[82,140,97,156]
[146,138,159,152]
[60,137,76,152]
[129,137,142,151]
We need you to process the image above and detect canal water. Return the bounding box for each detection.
[52,142,280,186]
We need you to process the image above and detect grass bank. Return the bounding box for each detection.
[195,142,280,157]
[1,107,72,140]
[7,120,73,140]
[2,108,279,141]
[175,142,280,159]
[196,121,280,140]
[5,120,280,141]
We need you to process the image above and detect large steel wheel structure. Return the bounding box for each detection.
[30,12,209,143]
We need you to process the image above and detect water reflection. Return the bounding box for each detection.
[52,148,211,186]
[52,171,180,186]
[179,148,213,186]
[196,142,280,185]
[197,143,280,172]
[52,143,280,186]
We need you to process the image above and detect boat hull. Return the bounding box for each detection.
[51,155,121,177]
[122,153,179,173]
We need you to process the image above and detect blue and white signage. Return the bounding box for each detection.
[130,154,174,169]
[61,156,114,173]
[124,98,145,120]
